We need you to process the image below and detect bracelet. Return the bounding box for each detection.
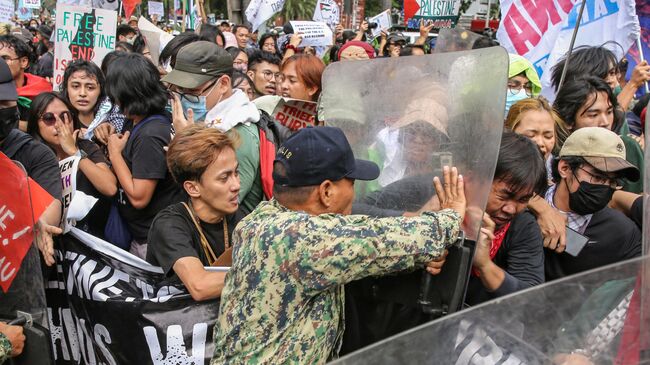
[286,44,298,52]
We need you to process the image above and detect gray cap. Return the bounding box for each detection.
[161,41,233,89]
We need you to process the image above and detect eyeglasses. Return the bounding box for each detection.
[40,111,71,126]
[1,55,20,62]
[577,167,622,189]
[261,70,280,81]
[172,79,218,103]
[507,79,533,97]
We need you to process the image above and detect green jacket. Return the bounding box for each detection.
[234,122,263,215]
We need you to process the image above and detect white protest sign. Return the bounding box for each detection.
[313,0,340,27]
[245,0,284,32]
[272,98,318,131]
[139,16,175,65]
[148,1,164,17]
[23,0,40,10]
[496,0,640,101]
[368,9,392,38]
[0,0,14,24]
[54,4,117,89]
[59,156,80,230]
[290,21,333,47]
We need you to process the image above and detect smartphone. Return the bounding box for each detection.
[564,227,589,257]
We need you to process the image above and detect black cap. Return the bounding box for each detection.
[273,126,380,187]
[0,58,17,101]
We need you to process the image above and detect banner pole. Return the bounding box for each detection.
[182,0,186,32]
[637,36,649,94]
[119,0,123,19]
[557,0,588,93]
[485,0,491,29]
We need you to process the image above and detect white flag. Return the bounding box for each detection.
[313,0,340,26]
[245,0,285,31]
[496,0,640,101]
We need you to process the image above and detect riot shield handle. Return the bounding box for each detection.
[418,231,466,315]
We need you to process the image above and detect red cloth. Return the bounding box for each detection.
[258,128,274,200]
[16,73,52,99]
[614,274,649,364]
[122,0,142,19]
[472,222,511,277]
[338,41,376,60]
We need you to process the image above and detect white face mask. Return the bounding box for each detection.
[126,36,136,45]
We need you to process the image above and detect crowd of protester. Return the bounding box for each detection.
[0,8,649,364]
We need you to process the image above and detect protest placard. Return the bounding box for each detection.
[272,98,318,131]
[0,153,54,292]
[368,9,392,38]
[404,0,461,29]
[53,4,117,89]
[0,0,14,24]
[59,156,80,227]
[23,0,40,9]
[289,21,333,47]
[312,0,340,27]
[246,0,285,31]
[148,1,164,16]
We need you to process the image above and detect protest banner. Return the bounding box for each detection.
[312,0,340,27]
[272,98,318,131]
[17,0,33,21]
[46,228,220,364]
[148,1,164,17]
[245,0,285,31]
[496,0,640,100]
[367,9,392,38]
[289,21,333,47]
[404,0,461,29]
[0,0,14,24]
[139,16,175,65]
[0,153,54,292]
[23,0,40,9]
[53,4,117,89]
[59,156,80,228]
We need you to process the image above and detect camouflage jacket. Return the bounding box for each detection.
[0,332,11,364]
[212,199,461,365]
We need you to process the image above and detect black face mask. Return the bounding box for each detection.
[567,180,615,215]
[0,106,19,141]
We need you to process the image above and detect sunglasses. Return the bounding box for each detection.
[40,111,71,126]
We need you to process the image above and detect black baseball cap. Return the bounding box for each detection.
[273,126,380,187]
[0,58,17,101]
[161,41,233,89]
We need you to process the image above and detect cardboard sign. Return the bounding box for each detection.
[0,0,14,24]
[148,0,164,16]
[312,0,340,27]
[368,9,392,38]
[59,156,80,227]
[272,98,318,131]
[53,4,117,89]
[0,153,54,292]
[23,0,40,9]
[404,0,461,29]
[289,21,333,47]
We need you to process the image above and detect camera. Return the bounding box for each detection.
[365,18,379,29]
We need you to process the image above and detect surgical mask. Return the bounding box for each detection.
[180,97,209,122]
[126,37,136,45]
[567,180,614,215]
[0,106,19,141]
[504,88,528,118]
[613,85,622,96]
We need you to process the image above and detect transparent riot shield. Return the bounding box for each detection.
[320,47,508,241]
[433,28,484,53]
[332,256,649,364]
[641,104,650,363]
[0,160,53,364]
[320,47,508,353]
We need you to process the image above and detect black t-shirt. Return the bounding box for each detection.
[74,139,111,238]
[146,202,243,278]
[545,207,642,281]
[117,115,185,240]
[465,211,545,305]
[1,129,62,200]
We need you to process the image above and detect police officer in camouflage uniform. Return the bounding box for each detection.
[212,126,466,364]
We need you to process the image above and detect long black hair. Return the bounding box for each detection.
[26,92,81,144]
[105,53,168,117]
[550,44,620,90]
[198,24,226,47]
[60,59,106,116]
[258,33,279,55]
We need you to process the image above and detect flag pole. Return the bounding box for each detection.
[557,0,588,92]
[637,36,649,94]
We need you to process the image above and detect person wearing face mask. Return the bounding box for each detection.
[165,41,288,215]
[116,24,137,44]
[505,54,542,118]
[0,58,62,267]
[544,127,641,281]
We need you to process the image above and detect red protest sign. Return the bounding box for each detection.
[404,0,421,24]
[272,98,318,131]
[0,152,54,292]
